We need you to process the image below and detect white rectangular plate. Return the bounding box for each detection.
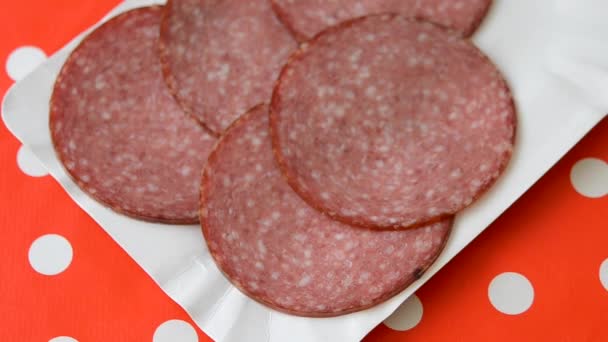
[2,0,607,341]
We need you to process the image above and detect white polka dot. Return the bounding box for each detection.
[28,234,73,276]
[488,272,534,315]
[570,158,608,198]
[17,145,48,177]
[5,45,47,81]
[383,294,423,331]
[49,337,78,342]
[600,259,608,291]
[153,320,198,342]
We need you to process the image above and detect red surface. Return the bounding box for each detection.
[1,1,607,341]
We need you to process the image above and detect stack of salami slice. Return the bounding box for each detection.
[50,0,516,317]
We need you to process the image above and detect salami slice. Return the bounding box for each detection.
[271,0,492,41]
[50,7,216,224]
[270,15,516,230]
[201,104,452,317]
[159,0,297,135]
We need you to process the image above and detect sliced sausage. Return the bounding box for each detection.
[50,7,216,224]
[270,15,516,230]
[160,0,298,135]
[201,104,452,316]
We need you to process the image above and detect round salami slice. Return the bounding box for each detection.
[50,6,217,224]
[201,104,452,317]
[159,0,297,135]
[270,15,516,230]
[271,0,492,41]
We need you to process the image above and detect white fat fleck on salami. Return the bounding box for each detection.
[271,0,492,41]
[270,15,516,229]
[160,0,297,135]
[50,7,216,224]
[201,105,451,317]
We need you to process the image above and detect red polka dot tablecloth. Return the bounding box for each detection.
[1,1,607,341]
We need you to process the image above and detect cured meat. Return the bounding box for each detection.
[159,0,297,135]
[271,0,492,41]
[201,104,452,317]
[270,15,516,230]
[50,7,216,224]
